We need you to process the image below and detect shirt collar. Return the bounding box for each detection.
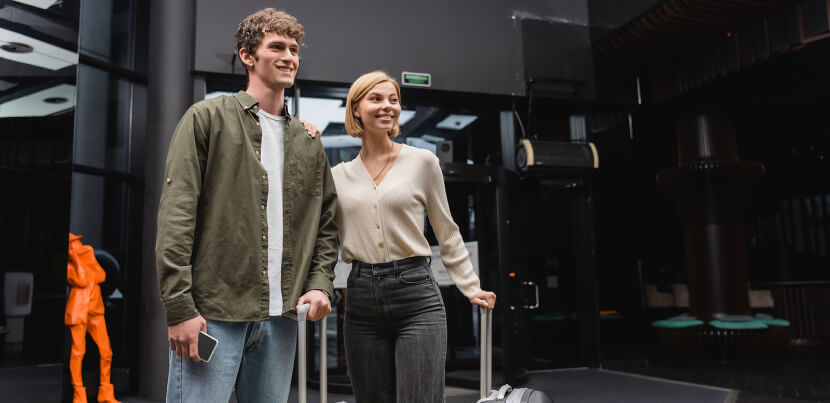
[235,91,291,120]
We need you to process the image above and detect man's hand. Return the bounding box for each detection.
[168,315,206,362]
[470,290,497,310]
[300,120,321,139]
[296,290,331,321]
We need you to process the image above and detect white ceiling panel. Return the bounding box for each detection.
[0,83,75,117]
[0,27,77,70]
[12,0,60,10]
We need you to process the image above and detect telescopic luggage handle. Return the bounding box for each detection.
[477,304,554,403]
[480,304,493,399]
[297,303,328,403]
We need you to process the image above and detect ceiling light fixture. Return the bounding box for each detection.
[0,42,34,53]
[43,96,67,104]
[435,114,478,130]
[0,27,78,70]
[0,83,75,117]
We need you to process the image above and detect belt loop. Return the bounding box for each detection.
[392,259,399,272]
[426,256,432,265]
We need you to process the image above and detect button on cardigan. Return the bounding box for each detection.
[331,144,482,298]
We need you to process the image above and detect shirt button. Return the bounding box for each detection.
[166,178,172,184]
[376,224,381,229]
[256,122,260,126]
[262,271,267,275]
[261,204,265,210]
[255,150,260,156]
[378,243,384,248]
[262,175,267,180]
[262,235,267,241]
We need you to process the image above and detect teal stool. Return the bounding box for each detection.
[651,319,704,329]
[757,318,790,327]
[709,319,768,330]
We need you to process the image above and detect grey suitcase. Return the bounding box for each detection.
[477,306,553,403]
[297,303,328,403]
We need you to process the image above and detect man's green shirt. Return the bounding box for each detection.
[156,91,337,325]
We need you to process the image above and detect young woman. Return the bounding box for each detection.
[331,71,497,402]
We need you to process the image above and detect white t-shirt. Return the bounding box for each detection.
[258,109,285,315]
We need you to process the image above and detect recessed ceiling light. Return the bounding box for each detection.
[0,27,77,70]
[435,114,478,130]
[0,42,34,54]
[0,83,75,117]
[43,96,67,104]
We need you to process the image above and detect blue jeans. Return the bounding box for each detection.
[344,257,448,403]
[166,316,297,403]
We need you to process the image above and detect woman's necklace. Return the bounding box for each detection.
[366,143,393,181]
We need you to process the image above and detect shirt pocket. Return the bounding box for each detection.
[293,153,322,196]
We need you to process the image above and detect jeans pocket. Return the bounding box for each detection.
[347,267,357,288]
[399,266,431,285]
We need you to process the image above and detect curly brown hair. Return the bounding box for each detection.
[235,8,304,66]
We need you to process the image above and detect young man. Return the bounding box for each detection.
[155,9,337,403]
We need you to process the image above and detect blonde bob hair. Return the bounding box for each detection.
[345,71,401,138]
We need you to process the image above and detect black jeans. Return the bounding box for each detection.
[344,257,447,403]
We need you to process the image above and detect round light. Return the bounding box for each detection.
[44,97,68,104]
[1,42,34,54]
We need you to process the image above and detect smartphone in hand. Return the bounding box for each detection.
[198,331,219,362]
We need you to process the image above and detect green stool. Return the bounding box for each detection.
[651,319,704,329]
[756,318,790,327]
[708,319,768,330]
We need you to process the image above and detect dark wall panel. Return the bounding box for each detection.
[194,0,590,96]
[587,0,663,45]
[588,0,663,30]
[522,19,595,99]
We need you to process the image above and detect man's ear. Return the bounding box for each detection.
[238,48,255,69]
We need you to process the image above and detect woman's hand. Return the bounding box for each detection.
[471,290,497,310]
[300,120,321,138]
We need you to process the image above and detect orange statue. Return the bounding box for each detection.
[66,233,120,403]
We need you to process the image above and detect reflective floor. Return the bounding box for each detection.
[2,343,829,402]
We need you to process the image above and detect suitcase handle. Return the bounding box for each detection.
[479,303,492,399]
[297,303,328,403]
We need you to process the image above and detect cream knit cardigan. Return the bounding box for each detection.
[331,144,482,298]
